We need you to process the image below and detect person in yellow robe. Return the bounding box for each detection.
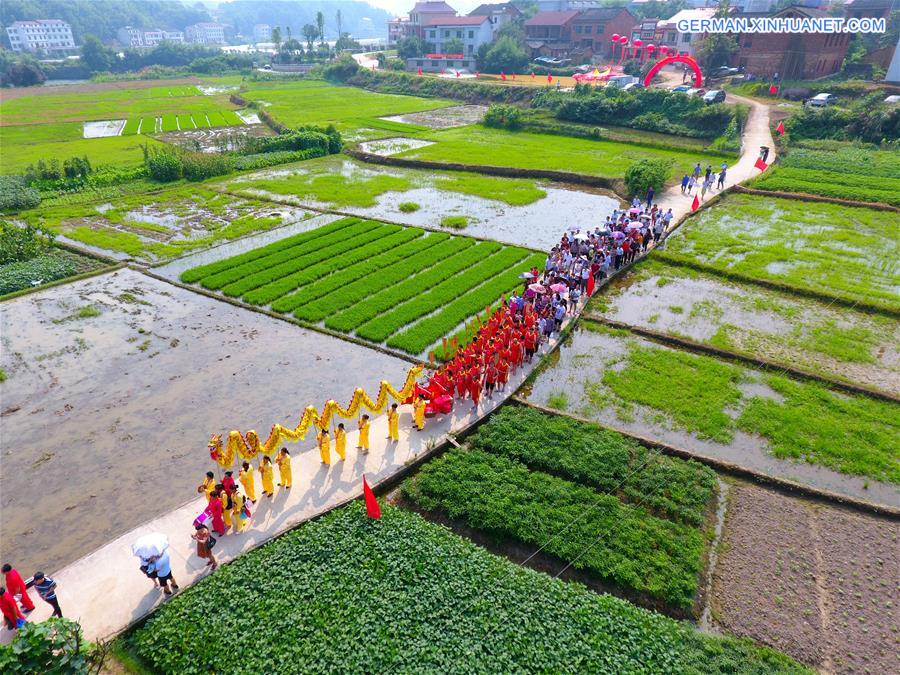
[387,403,400,442]
[318,428,331,465]
[334,423,347,461]
[414,396,426,431]
[239,461,257,502]
[357,414,370,453]
[276,448,292,488]
[197,471,216,501]
[231,489,245,533]
[220,489,232,530]
[260,456,275,498]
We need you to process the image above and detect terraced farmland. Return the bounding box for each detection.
[180,218,540,355]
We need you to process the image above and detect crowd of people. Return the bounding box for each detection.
[1,565,62,631]
[680,161,729,200]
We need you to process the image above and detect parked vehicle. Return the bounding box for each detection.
[709,66,740,79]
[703,89,726,104]
[534,56,571,67]
[622,82,645,91]
[686,87,707,97]
[883,95,900,104]
[805,93,837,107]
[671,85,691,93]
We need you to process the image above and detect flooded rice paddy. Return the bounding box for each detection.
[523,325,898,507]
[381,104,487,129]
[0,269,412,573]
[158,124,270,152]
[599,262,900,396]
[358,137,435,156]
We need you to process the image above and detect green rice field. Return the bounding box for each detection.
[180,217,542,355]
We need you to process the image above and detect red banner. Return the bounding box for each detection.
[363,475,381,519]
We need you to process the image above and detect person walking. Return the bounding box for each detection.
[231,488,246,533]
[680,174,689,193]
[700,177,709,200]
[32,572,62,618]
[334,424,347,461]
[192,524,217,571]
[239,461,257,503]
[704,165,712,183]
[276,448,293,486]
[317,427,332,465]
[693,162,701,179]
[687,175,696,194]
[197,471,215,501]
[207,490,226,536]
[413,397,426,431]
[357,415,370,453]
[147,550,178,596]
[386,403,400,442]
[2,564,34,613]
[645,185,654,207]
[0,587,25,631]
[260,456,275,498]
[219,485,232,533]
[717,168,726,189]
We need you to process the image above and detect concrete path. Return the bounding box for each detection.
[655,94,775,222]
[0,303,582,643]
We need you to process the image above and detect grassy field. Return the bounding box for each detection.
[125,502,808,674]
[658,194,900,312]
[239,80,454,132]
[19,186,302,260]
[0,132,164,175]
[397,125,724,181]
[180,217,540,355]
[594,258,899,395]
[0,83,235,126]
[225,155,548,208]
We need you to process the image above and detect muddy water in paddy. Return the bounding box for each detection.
[0,269,411,573]
[600,266,900,396]
[524,326,899,507]
[381,104,487,128]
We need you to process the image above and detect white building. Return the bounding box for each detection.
[117,26,144,47]
[253,23,272,43]
[6,19,75,53]
[656,8,717,57]
[186,23,226,45]
[144,29,184,46]
[423,15,493,56]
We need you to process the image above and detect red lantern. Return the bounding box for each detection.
[659,45,669,54]
[633,38,643,47]
[619,35,628,44]
[647,44,656,53]
[611,33,620,42]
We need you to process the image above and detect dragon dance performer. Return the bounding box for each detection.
[318,428,331,465]
[197,471,216,501]
[334,423,347,460]
[276,448,292,487]
[220,486,232,531]
[231,489,246,533]
[357,414,370,453]
[387,403,400,442]
[260,456,275,498]
[413,396,426,431]
[240,461,257,502]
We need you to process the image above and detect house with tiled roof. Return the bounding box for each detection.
[524,11,579,57]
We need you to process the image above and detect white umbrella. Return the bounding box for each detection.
[567,225,581,233]
[132,533,169,560]
[625,223,641,231]
[518,272,535,279]
[528,283,548,294]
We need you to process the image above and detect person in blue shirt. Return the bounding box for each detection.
[32,572,62,617]
[146,551,179,596]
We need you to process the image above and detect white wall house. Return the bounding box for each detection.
[6,19,75,53]
[117,26,144,47]
[656,8,716,57]
[423,15,493,56]
[143,29,184,46]
[253,23,272,43]
[186,23,226,45]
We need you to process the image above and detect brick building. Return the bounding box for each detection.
[571,7,636,58]
[732,6,852,79]
[524,11,579,57]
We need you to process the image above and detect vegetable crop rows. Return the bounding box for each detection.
[470,406,717,526]
[403,448,704,609]
[128,503,809,674]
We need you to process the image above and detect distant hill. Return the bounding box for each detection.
[0,0,211,43]
[214,1,390,40]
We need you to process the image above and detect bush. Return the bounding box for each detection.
[624,158,670,197]
[482,103,522,130]
[143,146,182,182]
[0,176,40,213]
[0,220,55,265]
[0,254,76,295]
[181,151,234,181]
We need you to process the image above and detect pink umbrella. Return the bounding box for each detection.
[626,222,641,230]
[628,207,641,215]
[528,283,547,294]
[550,283,567,293]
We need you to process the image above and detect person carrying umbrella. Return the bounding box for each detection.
[146,549,178,596]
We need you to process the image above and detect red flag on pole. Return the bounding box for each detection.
[754,157,769,171]
[586,272,595,297]
[769,84,777,95]
[691,195,700,212]
[500,71,507,81]
[475,70,479,78]
[776,120,785,135]
[455,70,460,78]
[547,73,553,83]
[512,73,516,80]
[363,475,381,519]
[417,67,422,76]
[531,72,535,79]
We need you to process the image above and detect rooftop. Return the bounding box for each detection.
[524,11,580,27]
[424,14,491,26]
[412,1,458,14]
[469,2,521,15]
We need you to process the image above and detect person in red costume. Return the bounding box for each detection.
[2,564,34,613]
[0,586,25,631]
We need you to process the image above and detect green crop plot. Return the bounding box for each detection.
[181,220,536,355]
[160,114,178,132]
[0,132,164,175]
[659,194,899,312]
[397,125,723,181]
[176,114,195,130]
[127,503,808,674]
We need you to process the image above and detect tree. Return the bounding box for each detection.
[80,35,117,73]
[397,36,429,59]
[480,36,528,74]
[272,26,282,50]
[695,1,737,69]
[444,38,464,54]
[316,11,325,45]
[302,24,319,52]
[335,33,360,51]
[336,9,343,39]
[624,159,670,197]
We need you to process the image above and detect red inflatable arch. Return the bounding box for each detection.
[643,54,703,88]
